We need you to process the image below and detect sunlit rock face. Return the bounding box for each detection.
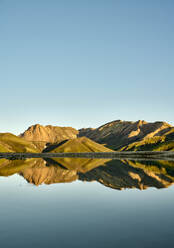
[20,124,78,144]
[78,120,173,150]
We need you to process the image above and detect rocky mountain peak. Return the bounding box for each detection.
[20,124,78,143]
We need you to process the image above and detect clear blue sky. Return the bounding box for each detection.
[1,0,174,134]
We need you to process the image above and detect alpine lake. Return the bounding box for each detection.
[1,155,174,248]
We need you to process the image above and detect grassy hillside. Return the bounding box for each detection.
[0,143,11,152]
[0,133,39,153]
[120,128,174,151]
[48,137,114,153]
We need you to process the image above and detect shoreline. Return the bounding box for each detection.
[0,151,174,161]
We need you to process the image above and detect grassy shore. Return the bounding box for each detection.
[0,151,174,161]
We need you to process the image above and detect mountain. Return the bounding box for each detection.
[19,124,78,150]
[78,120,173,150]
[47,136,113,153]
[0,133,39,153]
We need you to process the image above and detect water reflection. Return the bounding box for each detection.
[0,157,174,190]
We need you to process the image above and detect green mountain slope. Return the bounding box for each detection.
[48,137,114,153]
[0,133,39,153]
[120,128,174,151]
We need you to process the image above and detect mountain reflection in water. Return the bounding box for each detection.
[0,157,174,190]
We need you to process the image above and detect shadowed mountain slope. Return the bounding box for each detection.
[0,133,39,153]
[78,120,173,150]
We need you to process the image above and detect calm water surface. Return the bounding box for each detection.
[0,158,174,248]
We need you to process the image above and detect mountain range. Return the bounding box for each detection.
[0,120,174,152]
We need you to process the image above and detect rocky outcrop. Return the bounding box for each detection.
[78,120,173,150]
[20,124,79,150]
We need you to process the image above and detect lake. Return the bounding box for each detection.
[1,157,174,248]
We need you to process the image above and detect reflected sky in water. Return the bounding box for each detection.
[1,158,174,248]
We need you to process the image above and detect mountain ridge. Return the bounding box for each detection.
[78,120,173,150]
[1,119,174,152]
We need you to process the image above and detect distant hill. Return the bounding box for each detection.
[0,133,39,153]
[78,120,173,150]
[47,137,113,153]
